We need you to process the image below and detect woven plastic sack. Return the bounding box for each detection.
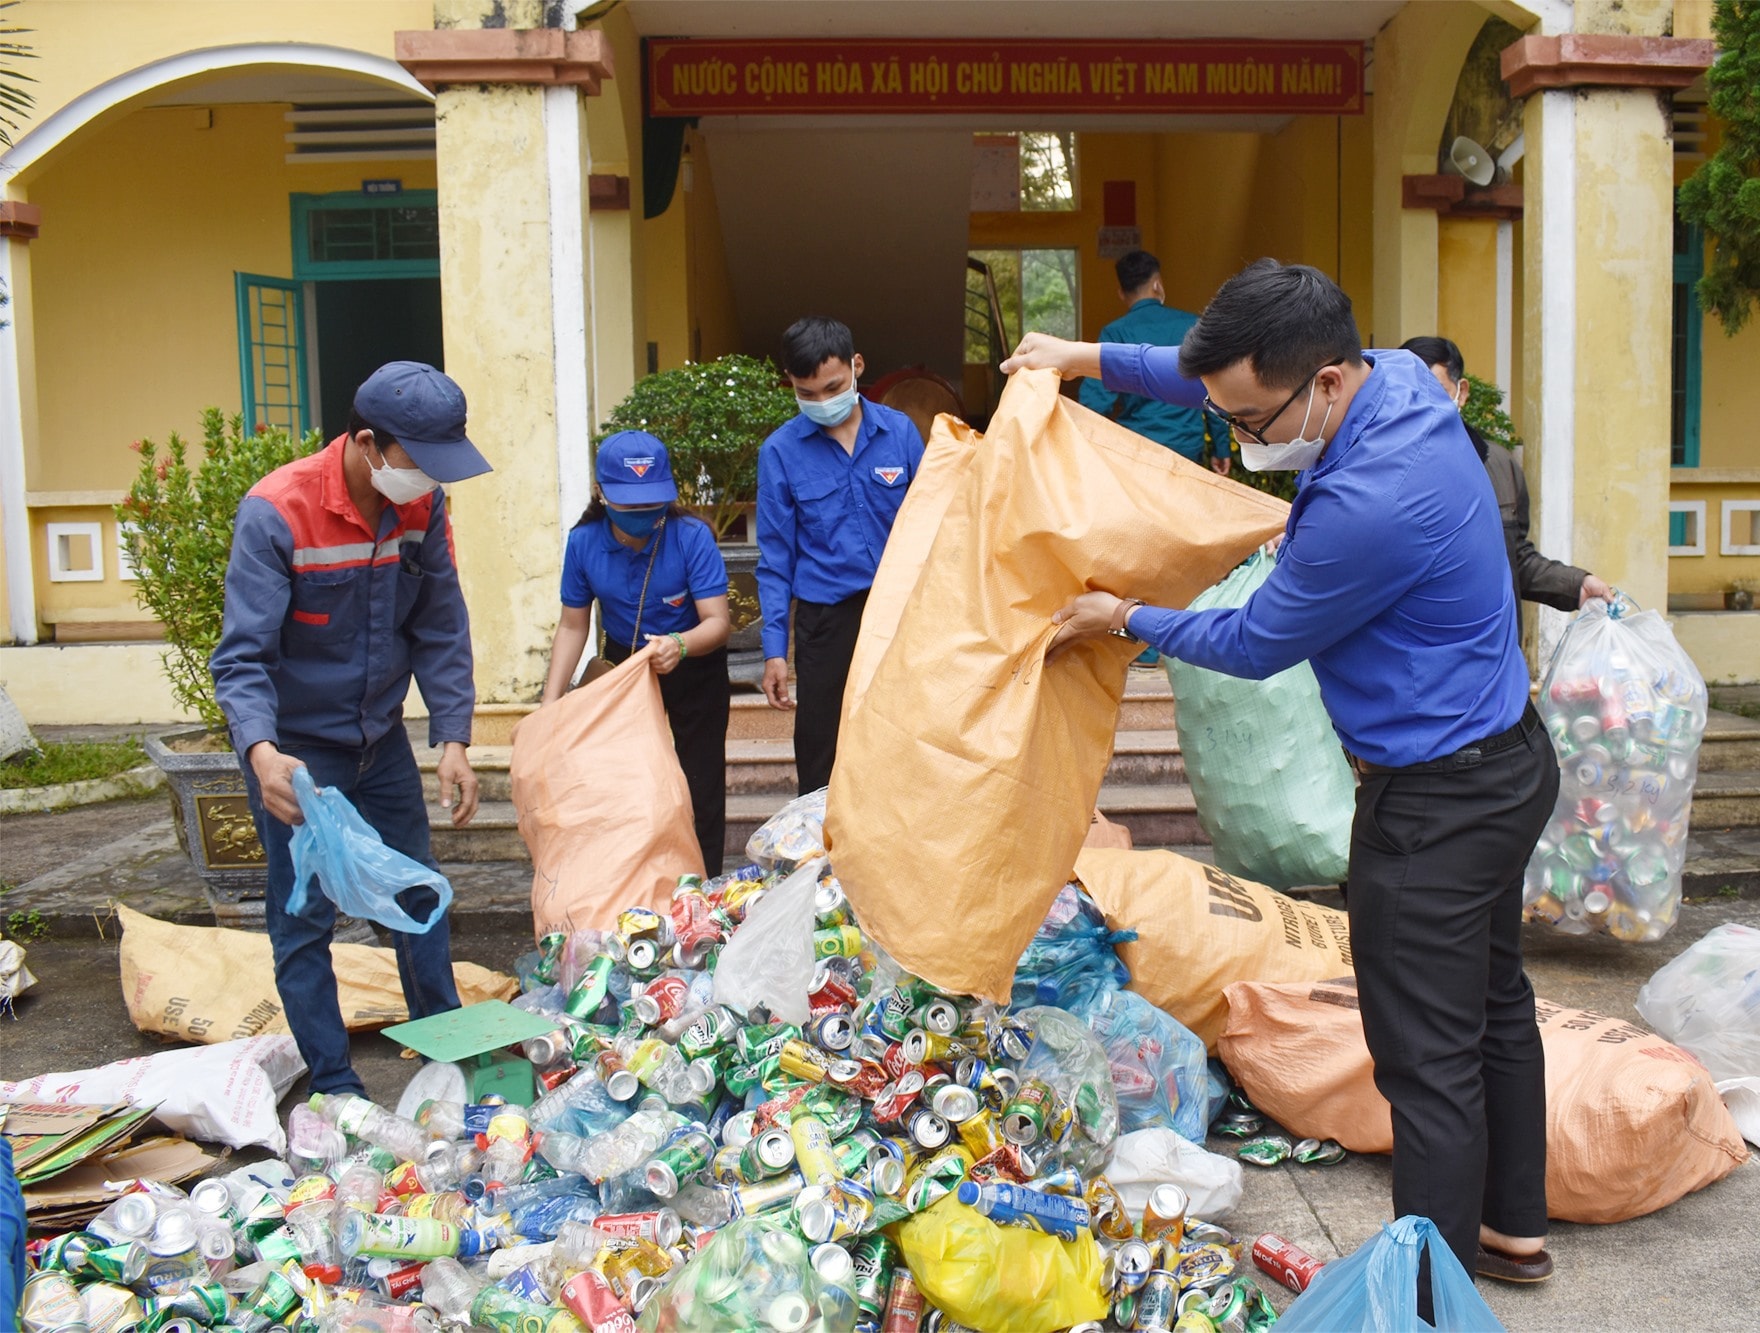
[890,1192,1107,1333]
[1523,597,1707,940]
[826,370,1287,1001]
[288,768,451,932]
[1277,1216,1503,1332]
[1635,922,1760,1082]
[1163,550,1353,890]
[636,1215,855,1332]
[512,646,703,937]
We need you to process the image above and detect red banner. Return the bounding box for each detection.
[647,39,1364,118]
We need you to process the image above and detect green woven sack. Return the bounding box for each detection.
[1165,551,1354,889]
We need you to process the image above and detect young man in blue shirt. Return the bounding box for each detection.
[1078,250,1232,475]
[1005,261,1559,1296]
[756,317,924,795]
[212,362,490,1097]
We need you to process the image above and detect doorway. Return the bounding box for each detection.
[313,277,444,435]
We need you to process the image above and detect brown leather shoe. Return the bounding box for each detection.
[1476,1244,1554,1283]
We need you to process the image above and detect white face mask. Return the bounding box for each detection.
[1238,383,1336,472]
[367,445,439,505]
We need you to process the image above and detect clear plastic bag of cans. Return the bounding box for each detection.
[1524,597,1708,941]
[743,788,828,873]
[633,1214,856,1332]
[994,1006,1120,1175]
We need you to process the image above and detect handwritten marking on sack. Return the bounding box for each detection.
[1203,866,1262,922]
[1203,722,1256,755]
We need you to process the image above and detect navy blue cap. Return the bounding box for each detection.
[352,362,491,484]
[596,430,677,504]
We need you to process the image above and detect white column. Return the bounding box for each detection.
[545,84,593,543]
[1534,88,1576,665]
[1494,218,1514,403]
[0,237,37,644]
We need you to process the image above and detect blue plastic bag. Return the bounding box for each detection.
[1277,1216,1504,1332]
[1011,883,1135,1012]
[1079,988,1211,1141]
[288,768,453,933]
[2,1139,25,1333]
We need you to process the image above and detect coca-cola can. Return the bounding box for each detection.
[1251,1232,1327,1293]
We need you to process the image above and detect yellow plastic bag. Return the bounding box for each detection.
[889,1193,1107,1333]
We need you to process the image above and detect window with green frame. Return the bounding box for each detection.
[1670,215,1702,468]
[290,191,441,281]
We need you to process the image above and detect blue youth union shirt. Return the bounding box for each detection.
[561,514,728,648]
[1078,299,1226,462]
[755,398,925,660]
[1117,348,1529,768]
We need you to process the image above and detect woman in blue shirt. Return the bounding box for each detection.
[541,431,732,872]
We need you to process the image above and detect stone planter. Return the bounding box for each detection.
[720,542,766,687]
[143,730,267,919]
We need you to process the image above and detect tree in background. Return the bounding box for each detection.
[0,0,34,148]
[1678,0,1760,335]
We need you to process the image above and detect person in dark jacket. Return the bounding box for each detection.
[1402,337,1613,614]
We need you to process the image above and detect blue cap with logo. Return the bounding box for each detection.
[596,430,677,504]
[352,361,492,483]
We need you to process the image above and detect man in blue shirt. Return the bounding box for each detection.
[1078,250,1232,474]
[1004,261,1560,1298]
[212,362,490,1097]
[757,317,924,795]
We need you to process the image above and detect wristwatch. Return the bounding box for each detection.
[1109,598,1146,641]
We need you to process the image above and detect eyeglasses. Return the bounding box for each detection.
[1204,358,1345,445]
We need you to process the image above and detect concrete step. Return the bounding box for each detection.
[1691,770,1760,829]
[1701,710,1760,773]
[431,781,1207,864]
[425,731,1184,801]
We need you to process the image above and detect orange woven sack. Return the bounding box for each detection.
[826,371,1285,1002]
[1075,848,1352,1050]
[511,647,703,937]
[1218,977,1750,1223]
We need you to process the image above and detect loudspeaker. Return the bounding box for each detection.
[1445,136,1496,187]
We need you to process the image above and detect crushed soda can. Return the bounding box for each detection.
[1235,1134,1293,1167]
[1213,1111,1264,1139]
[1292,1137,1346,1166]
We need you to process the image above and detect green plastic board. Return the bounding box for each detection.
[382,1000,555,1064]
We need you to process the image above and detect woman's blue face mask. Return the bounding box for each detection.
[609,505,665,539]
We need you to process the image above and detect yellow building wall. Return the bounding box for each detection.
[1436,219,1498,380]
[684,129,740,364]
[5,1,431,149]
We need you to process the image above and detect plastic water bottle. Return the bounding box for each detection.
[480,1174,588,1218]
[308,1093,439,1166]
[538,1105,683,1184]
[334,1162,385,1213]
[669,1180,734,1228]
[286,1104,348,1171]
[529,1068,623,1136]
[618,1035,716,1105]
[416,1257,484,1321]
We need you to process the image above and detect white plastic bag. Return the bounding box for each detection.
[712,857,823,1025]
[1523,598,1707,940]
[1635,923,1760,1082]
[1716,1078,1760,1148]
[0,1035,305,1152]
[1104,1127,1244,1220]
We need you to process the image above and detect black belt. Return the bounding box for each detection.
[1350,703,1540,777]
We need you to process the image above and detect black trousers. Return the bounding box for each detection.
[605,641,729,875]
[1347,705,1558,1283]
[792,591,868,796]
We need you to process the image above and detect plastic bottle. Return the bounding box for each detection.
[417,1257,485,1321]
[618,1034,716,1105]
[538,1105,684,1184]
[529,1068,624,1137]
[286,1104,349,1171]
[335,1162,385,1213]
[480,1174,589,1218]
[308,1093,441,1166]
[668,1180,734,1228]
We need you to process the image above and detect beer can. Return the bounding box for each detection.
[1236,1134,1293,1167]
[1292,1137,1347,1166]
[1110,1238,1154,1294]
[796,1184,873,1244]
[731,1170,805,1219]
[851,1233,898,1323]
[1205,1280,1249,1333]
[1135,1270,1179,1331]
[1251,1232,1326,1293]
[907,1108,952,1151]
[79,1283,144,1333]
[778,1038,835,1083]
[1000,1079,1055,1145]
[1214,1110,1263,1138]
[1175,1242,1238,1294]
[954,1106,1005,1159]
[881,1268,925,1333]
[738,1125,797,1182]
[929,1082,979,1124]
[789,1114,844,1187]
[913,997,962,1036]
[808,1011,856,1052]
[18,1273,88,1333]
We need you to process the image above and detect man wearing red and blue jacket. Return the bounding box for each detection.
[212,362,491,1096]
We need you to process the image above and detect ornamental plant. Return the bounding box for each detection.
[594,355,797,540]
[117,410,320,732]
[1678,0,1760,335]
[1461,372,1522,451]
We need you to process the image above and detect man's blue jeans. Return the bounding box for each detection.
[243,724,460,1095]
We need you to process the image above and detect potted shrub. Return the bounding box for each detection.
[593,355,797,683]
[118,410,320,912]
[1726,579,1756,612]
